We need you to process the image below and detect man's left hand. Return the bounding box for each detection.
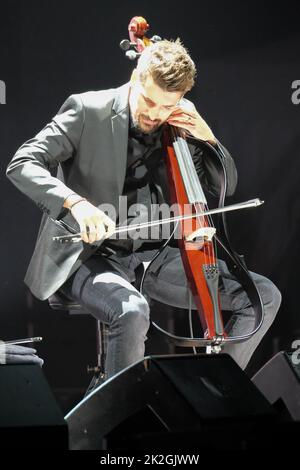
[166,103,217,145]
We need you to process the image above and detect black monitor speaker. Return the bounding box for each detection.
[252,351,300,421]
[66,353,278,450]
[0,364,68,449]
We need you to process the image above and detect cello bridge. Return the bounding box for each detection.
[185,226,216,242]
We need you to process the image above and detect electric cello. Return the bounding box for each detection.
[120,16,265,352]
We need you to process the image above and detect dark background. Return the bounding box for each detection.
[1,0,300,414]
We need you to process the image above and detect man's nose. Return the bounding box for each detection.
[148,107,161,121]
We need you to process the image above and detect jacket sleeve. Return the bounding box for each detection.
[6,94,85,220]
[188,137,238,197]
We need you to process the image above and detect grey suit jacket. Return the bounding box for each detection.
[6,82,237,301]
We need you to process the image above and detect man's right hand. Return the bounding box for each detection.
[69,200,116,244]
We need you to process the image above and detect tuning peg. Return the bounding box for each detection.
[119,39,136,51]
[150,35,162,43]
[125,50,141,60]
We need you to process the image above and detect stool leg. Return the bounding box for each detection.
[84,320,108,397]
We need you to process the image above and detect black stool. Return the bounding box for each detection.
[48,291,109,395]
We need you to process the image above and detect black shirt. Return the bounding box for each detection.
[99,113,165,255]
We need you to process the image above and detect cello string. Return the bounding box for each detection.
[172,127,210,264]
[194,201,210,265]
[174,129,220,337]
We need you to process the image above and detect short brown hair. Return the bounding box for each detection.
[136,38,196,93]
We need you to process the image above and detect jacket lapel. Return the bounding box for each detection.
[111,82,130,197]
